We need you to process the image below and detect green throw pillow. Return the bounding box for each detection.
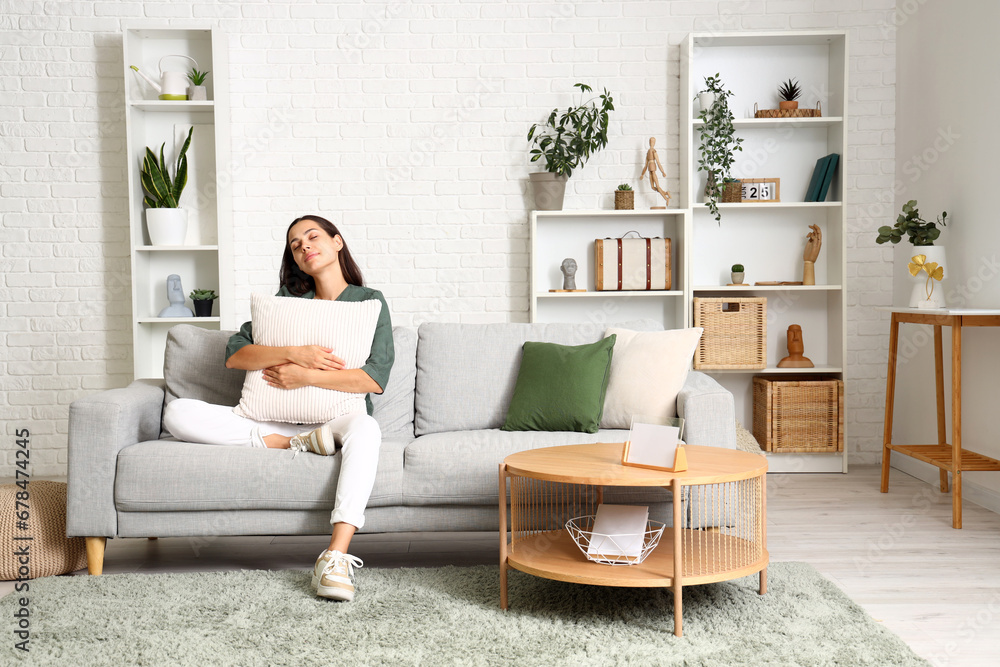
[502,335,617,434]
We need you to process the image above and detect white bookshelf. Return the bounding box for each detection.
[681,30,849,473]
[123,23,233,379]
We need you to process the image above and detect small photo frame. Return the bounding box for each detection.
[621,415,687,472]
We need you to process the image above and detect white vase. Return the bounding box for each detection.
[146,208,188,246]
[907,245,946,308]
[698,92,717,112]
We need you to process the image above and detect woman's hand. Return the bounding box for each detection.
[263,363,313,390]
[287,345,345,371]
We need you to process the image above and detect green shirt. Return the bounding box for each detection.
[225,284,394,416]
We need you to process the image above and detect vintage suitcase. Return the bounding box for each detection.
[594,231,671,291]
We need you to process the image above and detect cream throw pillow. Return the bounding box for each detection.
[600,327,704,429]
[233,293,381,424]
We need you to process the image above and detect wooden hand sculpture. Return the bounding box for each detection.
[803,224,822,262]
[802,224,821,285]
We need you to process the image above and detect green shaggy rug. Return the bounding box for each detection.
[0,562,926,666]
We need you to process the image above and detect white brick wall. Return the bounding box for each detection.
[0,0,896,475]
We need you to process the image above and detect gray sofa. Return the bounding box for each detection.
[67,321,736,574]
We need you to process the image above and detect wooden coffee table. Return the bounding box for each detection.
[498,443,768,637]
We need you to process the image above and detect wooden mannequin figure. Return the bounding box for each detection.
[777,324,814,368]
[802,224,821,285]
[641,137,671,209]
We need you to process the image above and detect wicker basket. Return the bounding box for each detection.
[693,297,767,369]
[721,181,742,203]
[614,190,634,210]
[752,376,844,453]
[0,481,87,580]
[753,101,822,119]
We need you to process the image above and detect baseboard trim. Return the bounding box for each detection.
[891,457,1000,515]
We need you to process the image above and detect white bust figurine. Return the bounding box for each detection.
[158,274,193,318]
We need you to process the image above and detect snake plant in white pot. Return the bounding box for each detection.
[141,126,193,246]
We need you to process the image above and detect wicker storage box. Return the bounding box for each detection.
[693,297,767,369]
[752,377,844,453]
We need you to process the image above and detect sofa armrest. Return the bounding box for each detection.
[677,371,736,450]
[67,380,165,538]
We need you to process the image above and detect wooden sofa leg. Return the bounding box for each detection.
[86,537,106,575]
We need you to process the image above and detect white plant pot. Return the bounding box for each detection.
[698,92,717,112]
[188,85,207,101]
[907,245,946,308]
[146,208,188,246]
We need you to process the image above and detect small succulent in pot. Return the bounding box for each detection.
[614,183,634,210]
[731,263,745,285]
[187,68,210,101]
[189,289,217,317]
[778,79,801,110]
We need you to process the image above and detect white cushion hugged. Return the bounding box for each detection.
[600,327,704,429]
[233,292,381,424]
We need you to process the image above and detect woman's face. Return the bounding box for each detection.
[287,219,342,276]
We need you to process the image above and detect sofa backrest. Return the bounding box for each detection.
[162,324,417,439]
[164,325,244,407]
[370,326,416,440]
[413,320,662,436]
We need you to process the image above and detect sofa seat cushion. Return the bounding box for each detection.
[402,429,674,507]
[114,438,407,512]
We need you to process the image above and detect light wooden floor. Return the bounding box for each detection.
[5,465,999,665]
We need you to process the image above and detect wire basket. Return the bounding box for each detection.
[564,515,666,566]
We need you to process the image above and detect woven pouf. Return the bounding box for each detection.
[0,481,87,580]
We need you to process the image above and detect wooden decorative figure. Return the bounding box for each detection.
[777,324,814,368]
[802,224,821,286]
[641,137,671,209]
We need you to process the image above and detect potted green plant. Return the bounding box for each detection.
[778,79,801,111]
[189,289,217,317]
[731,264,745,285]
[615,183,633,210]
[695,74,744,224]
[187,67,209,101]
[876,199,949,307]
[527,82,614,211]
[141,126,193,246]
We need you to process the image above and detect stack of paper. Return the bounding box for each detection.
[587,504,649,559]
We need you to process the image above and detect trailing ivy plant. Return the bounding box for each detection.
[695,74,743,224]
[876,199,948,246]
[527,83,614,178]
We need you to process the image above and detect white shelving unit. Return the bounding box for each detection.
[681,30,849,473]
[530,210,690,330]
[123,23,233,379]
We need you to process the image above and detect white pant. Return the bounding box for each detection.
[162,398,381,530]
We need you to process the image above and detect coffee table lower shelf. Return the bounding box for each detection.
[506,529,768,588]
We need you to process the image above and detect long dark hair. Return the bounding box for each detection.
[280,215,365,296]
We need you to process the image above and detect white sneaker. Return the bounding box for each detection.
[311,549,335,589]
[316,551,363,601]
[289,424,337,456]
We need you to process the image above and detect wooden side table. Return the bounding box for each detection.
[498,443,768,637]
[880,308,1000,528]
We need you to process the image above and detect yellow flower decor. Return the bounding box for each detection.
[908,254,944,301]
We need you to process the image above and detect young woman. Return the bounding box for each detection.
[163,215,394,602]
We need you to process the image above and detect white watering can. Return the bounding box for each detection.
[130,55,198,100]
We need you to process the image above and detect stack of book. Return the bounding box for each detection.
[805,153,839,202]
